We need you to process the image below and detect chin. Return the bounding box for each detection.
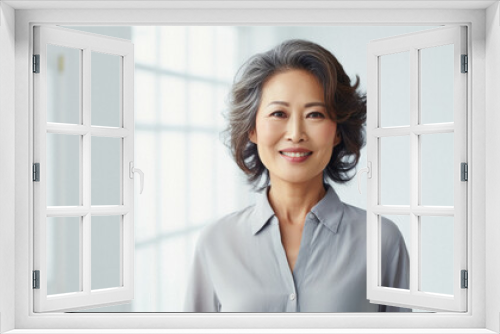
[274,173,323,186]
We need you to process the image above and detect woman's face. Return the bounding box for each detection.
[249,69,341,187]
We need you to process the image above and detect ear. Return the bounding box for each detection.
[249,129,257,144]
[333,132,341,147]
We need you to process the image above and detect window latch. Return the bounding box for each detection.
[129,161,144,194]
[357,161,372,194]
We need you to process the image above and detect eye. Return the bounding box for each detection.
[307,111,326,119]
[270,111,287,118]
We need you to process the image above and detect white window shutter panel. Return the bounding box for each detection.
[33,25,135,312]
[366,26,467,312]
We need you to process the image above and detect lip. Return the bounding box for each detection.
[279,148,313,163]
[280,148,312,153]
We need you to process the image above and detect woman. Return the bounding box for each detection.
[184,39,409,312]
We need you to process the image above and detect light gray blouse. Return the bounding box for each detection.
[184,185,410,312]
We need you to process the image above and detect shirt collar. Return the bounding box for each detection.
[251,184,344,235]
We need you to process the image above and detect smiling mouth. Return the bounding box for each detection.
[280,151,313,158]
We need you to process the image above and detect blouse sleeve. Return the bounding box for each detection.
[378,220,411,312]
[183,241,220,312]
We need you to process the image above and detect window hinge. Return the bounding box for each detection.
[33,54,40,73]
[33,270,40,289]
[461,270,468,289]
[33,163,40,182]
[461,54,468,73]
[461,162,468,181]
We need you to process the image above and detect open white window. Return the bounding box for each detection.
[366,26,467,312]
[33,26,136,312]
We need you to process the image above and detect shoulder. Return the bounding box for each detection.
[195,204,257,252]
[380,216,405,243]
[341,202,367,223]
[338,203,404,242]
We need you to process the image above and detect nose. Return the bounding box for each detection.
[286,115,307,143]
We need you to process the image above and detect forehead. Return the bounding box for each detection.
[261,69,324,100]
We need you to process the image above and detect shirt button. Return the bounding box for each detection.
[289,293,296,301]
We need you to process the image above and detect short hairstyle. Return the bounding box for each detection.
[225,39,366,189]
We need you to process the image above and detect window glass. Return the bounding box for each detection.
[46,133,80,206]
[380,215,411,290]
[380,51,410,128]
[91,215,122,290]
[91,52,121,127]
[47,217,81,295]
[420,44,454,124]
[380,136,410,206]
[91,137,122,206]
[420,216,454,295]
[421,133,454,206]
[47,44,81,124]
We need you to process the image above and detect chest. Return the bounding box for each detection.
[279,223,304,271]
[206,220,371,312]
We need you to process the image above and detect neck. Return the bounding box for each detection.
[267,176,326,226]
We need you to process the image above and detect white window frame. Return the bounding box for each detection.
[2,1,497,333]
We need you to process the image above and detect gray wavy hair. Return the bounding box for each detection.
[224,39,366,190]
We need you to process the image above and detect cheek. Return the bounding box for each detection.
[255,120,283,144]
[316,123,338,147]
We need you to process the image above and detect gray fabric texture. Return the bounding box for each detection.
[184,185,410,312]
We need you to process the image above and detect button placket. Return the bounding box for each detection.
[270,216,299,311]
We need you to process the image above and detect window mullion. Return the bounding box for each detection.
[82,47,92,295]
[410,46,420,295]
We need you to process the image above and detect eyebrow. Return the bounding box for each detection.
[267,101,326,108]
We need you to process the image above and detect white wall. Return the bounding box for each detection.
[0,2,16,333]
[485,2,500,332]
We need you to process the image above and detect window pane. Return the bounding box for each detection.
[91,137,121,205]
[133,26,156,65]
[160,26,187,72]
[420,44,454,124]
[134,131,158,243]
[420,133,454,206]
[214,27,237,81]
[215,84,230,130]
[188,81,215,127]
[420,216,454,295]
[380,136,410,205]
[160,76,187,126]
[47,217,80,295]
[187,27,214,78]
[380,51,410,127]
[91,216,122,290]
[134,244,157,311]
[160,132,187,234]
[159,236,189,311]
[46,133,80,206]
[135,70,157,124]
[380,215,410,289]
[92,52,121,127]
[47,44,81,124]
[188,132,215,225]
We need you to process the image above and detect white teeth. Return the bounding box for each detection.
[281,151,311,158]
